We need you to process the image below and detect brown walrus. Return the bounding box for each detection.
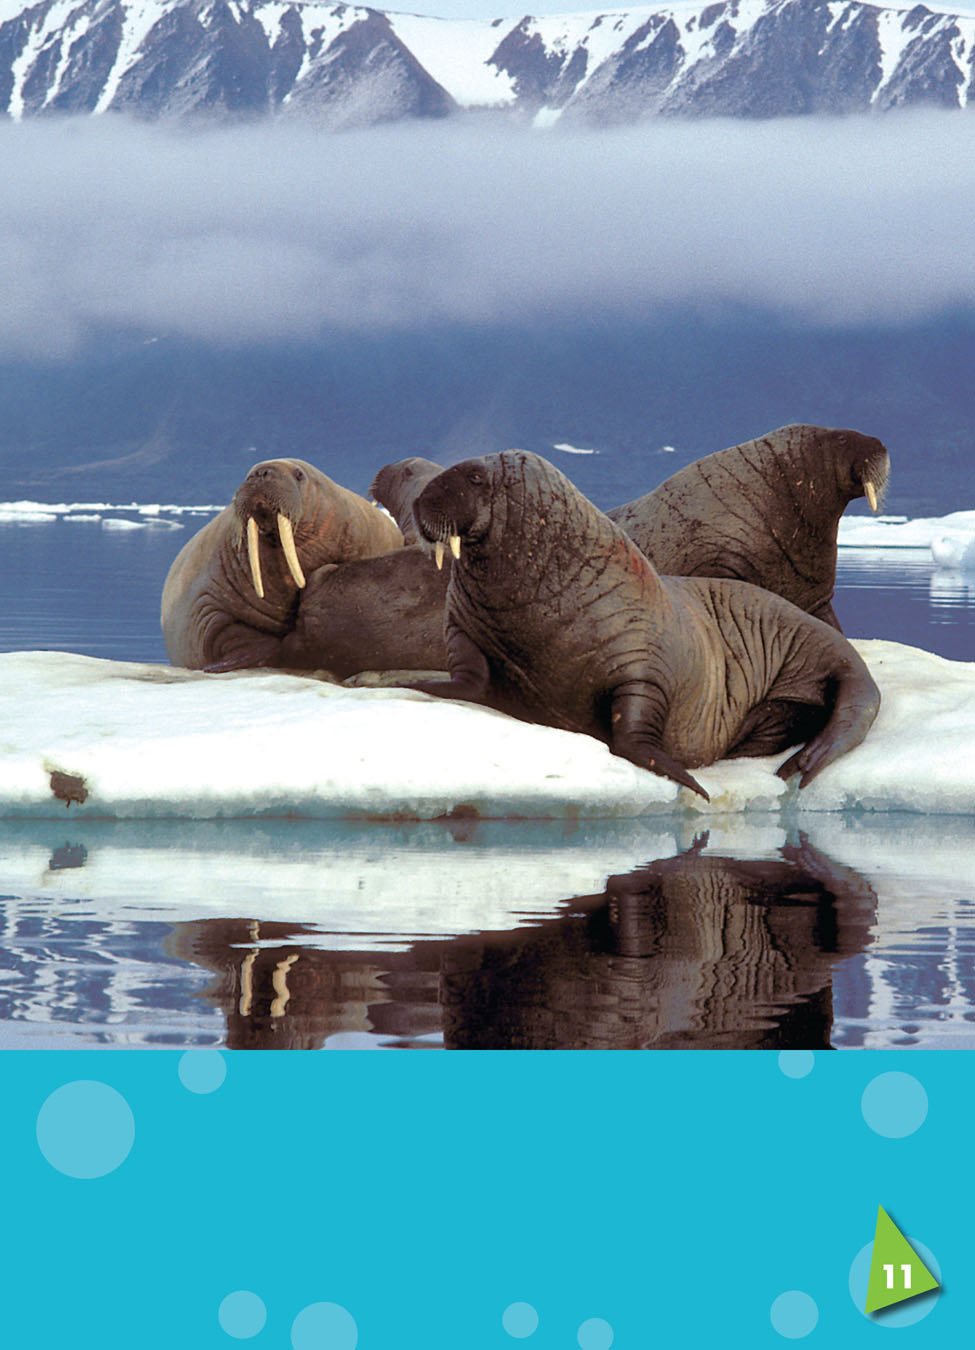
[161,457,403,670]
[277,545,450,679]
[408,451,881,799]
[273,457,453,676]
[607,424,890,630]
[369,457,444,544]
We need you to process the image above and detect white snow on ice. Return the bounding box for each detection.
[3,639,973,820]
[552,441,598,454]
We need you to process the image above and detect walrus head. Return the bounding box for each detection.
[232,458,312,598]
[371,457,443,543]
[787,426,890,515]
[413,458,494,570]
[838,429,890,514]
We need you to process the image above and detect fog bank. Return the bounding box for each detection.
[1,112,973,357]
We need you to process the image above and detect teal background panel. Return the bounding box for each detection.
[0,1051,965,1348]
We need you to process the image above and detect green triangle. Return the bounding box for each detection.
[865,1207,940,1314]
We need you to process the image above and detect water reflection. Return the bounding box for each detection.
[834,551,975,659]
[157,835,876,1050]
[0,822,903,1051]
[439,836,876,1050]
[2,814,975,1051]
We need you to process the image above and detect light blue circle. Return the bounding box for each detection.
[502,1302,539,1338]
[36,1080,135,1179]
[577,1317,614,1350]
[179,1050,227,1095]
[291,1302,357,1350]
[778,1050,815,1079]
[861,1072,928,1138]
[770,1291,819,1339]
[849,1239,941,1326]
[219,1291,267,1339]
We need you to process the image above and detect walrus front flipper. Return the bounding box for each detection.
[776,660,880,788]
[202,629,286,672]
[610,683,709,801]
[409,624,492,703]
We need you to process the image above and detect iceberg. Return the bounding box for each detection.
[3,640,973,820]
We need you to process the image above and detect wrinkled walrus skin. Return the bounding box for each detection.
[607,424,890,630]
[409,451,881,798]
[161,458,403,670]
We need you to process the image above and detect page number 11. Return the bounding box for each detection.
[883,1264,912,1291]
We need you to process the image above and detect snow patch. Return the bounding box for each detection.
[388,12,517,107]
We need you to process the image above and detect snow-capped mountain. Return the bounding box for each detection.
[1,0,973,125]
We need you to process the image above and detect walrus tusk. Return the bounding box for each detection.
[864,480,878,513]
[434,541,445,570]
[246,516,264,598]
[449,534,462,560]
[277,513,306,588]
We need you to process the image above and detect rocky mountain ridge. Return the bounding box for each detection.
[1,0,973,125]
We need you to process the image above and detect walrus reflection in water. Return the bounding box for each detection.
[440,834,878,1050]
[607,424,890,631]
[165,836,875,1051]
[409,450,881,796]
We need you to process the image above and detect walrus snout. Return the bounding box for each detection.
[848,433,891,514]
[233,461,310,598]
[414,460,494,568]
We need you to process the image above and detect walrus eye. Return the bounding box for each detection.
[468,470,484,485]
[293,468,305,482]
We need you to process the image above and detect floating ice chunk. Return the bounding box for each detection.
[2,640,974,821]
[930,532,975,570]
[839,510,975,550]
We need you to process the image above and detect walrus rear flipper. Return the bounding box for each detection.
[610,682,709,801]
[775,660,880,788]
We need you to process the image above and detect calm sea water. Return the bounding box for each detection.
[2,512,974,1049]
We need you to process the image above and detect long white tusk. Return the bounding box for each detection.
[864,480,878,513]
[246,516,264,598]
[449,533,462,560]
[277,513,306,588]
[434,540,445,570]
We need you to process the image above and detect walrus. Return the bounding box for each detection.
[277,545,450,678]
[370,457,444,544]
[161,457,403,669]
[607,424,890,630]
[271,458,452,675]
[408,451,881,799]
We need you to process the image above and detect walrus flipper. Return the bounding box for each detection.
[775,660,880,788]
[611,682,709,801]
[410,624,491,703]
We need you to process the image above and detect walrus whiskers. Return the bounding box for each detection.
[246,516,264,599]
[277,513,306,588]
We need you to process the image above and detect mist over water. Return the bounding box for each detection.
[1,112,975,357]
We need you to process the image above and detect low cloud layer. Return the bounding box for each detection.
[1,112,973,359]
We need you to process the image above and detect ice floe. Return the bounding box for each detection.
[839,509,975,555]
[3,639,973,820]
[0,499,222,531]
